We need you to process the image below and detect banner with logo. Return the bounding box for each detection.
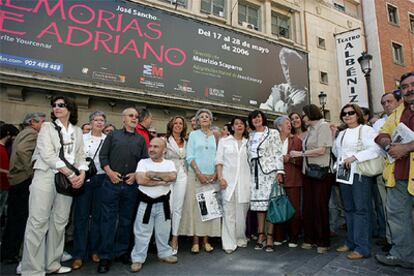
[0,0,309,113]
[335,29,368,108]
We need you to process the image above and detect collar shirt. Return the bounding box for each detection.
[372,115,388,133]
[303,119,332,169]
[83,132,106,175]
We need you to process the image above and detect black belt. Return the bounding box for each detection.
[251,157,259,189]
[137,189,171,224]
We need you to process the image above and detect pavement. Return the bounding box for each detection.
[1,233,413,275]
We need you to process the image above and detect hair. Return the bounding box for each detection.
[339,103,365,125]
[0,124,19,139]
[289,112,307,134]
[103,123,116,131]
[227,116,247,138]
[247,110,268,131]
[138,108,151,122]
[166,115,187,141]
[195,108,213,126]
[223,123,232,132]
[360,106,371,118]
[400,71,414,83]
[81,123,90,130]
[273,116,290,132]
[89,111,106,122]
[302,104,323,121]
[50,96,78,125]
[22,112,46,127]
[381,91,402,104]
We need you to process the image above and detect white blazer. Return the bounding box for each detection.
[216,135,251,203]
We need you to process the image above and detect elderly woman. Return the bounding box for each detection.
[179,109,220,254]
[71,111,107,270]
[273,116,303,248]
[291,104,332,254]
[247,110,284,252]
[216,117,251,253]
[164,116,187,255]
[333,104,381,260]
[21,96,87,275]
[289,112,307,141]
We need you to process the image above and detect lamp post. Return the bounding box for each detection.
[357,51,373,116]
[318,91,327,119]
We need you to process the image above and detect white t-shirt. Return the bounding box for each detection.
[136,158,176,198]
[248,132,264,159]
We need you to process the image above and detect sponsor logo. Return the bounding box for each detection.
[143,64,164,79]
[205,87,224,98]
[249,100,258,105]
[232,95,242,102]
[92,71,125,83]
[174,79,195,93]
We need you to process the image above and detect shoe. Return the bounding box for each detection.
[191,244,199,254]
[375,254,414,269]
[301,243,313,250]
[115,253,130,265]
[97,259,110,274]
[316,247,329,254]
[336,245,351,253]
[347,251,365,260]
[61,251,72,262]
[224,249,234,254]
[288,243,298,248]
[16,262,22,275]
[254,233,265,250]
[48,266,72,274]
[130,262,143,273]
[273,240,286,246]
[264,245,274,252]
[203,243,214,253]
[159,255,178,264]
[236,239,248,248]
[71,259,83,270]
[91,254,100,263]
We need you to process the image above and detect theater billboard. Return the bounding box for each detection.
[0,0,309,114]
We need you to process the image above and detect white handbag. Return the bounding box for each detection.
[355,126,384,177]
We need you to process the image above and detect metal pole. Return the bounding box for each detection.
[365,72,373,117]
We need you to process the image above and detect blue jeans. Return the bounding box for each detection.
[131,202,172,263]
[387,180,414,263]
[72,174,105,259]
[340,174,373,257]
[98,176,138,260]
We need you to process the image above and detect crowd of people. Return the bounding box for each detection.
[0,71,413,275]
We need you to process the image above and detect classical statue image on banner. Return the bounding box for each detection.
[260,47,308,114]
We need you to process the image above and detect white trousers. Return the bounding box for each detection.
[170,168,187,236]
[21,169,72,276]
[221,191,249,251]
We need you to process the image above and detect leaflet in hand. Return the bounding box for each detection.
[388,123,414,163]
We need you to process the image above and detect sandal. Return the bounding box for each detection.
[254,233,265,250]
[203,243,214,253]
[265,234,274,252]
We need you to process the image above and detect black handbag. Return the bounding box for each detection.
[52,122,84,197]
[304,135,330,180]
[85,140,103,180]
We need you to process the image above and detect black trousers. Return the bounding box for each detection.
[1,178,31,260]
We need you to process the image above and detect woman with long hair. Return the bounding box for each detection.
[289,112,307,140]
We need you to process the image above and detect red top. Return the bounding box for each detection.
[135,124,150,148]
[284,135,303,187]
[0,144,10,190]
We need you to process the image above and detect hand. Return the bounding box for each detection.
[276,173,284,185]
[343,156,356,170]
[290,150,302,158]
[125,173,136,185]
[71,171,85,189]
[388,143,410,160]
[219,178,228,189]
[330,124,338,138]
[58,167,72,176]
[107,169,122,184]
[283,154,290,163]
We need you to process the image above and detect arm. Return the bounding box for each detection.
[36,123,62,170]
[14,131,37,173]
[145,171,177,182]
[136,171,176,186]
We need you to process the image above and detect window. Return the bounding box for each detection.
[161,0,187,7]
[201,0,225,17]
[387,4,399,25]
[410,14,414,32]
[238,2,260,30]
[334,3,346,13]
[320,71,328,85]
[317,37,326,49]
[271,12,290,39]
[392,42,404,64]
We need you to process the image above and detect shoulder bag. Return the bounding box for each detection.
[355,126,384,177]
[85,140,103,180]
[304,135,330,180]
[52,122,83,196]
[266,182,295,224]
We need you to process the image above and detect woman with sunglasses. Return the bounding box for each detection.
[21,96,87,275]
[333,104,381,260]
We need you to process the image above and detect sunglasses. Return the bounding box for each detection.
[52,103,66,108]
[125,114,137,118]
[341,111,356,117]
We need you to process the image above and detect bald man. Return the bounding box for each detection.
[130,138,177,272]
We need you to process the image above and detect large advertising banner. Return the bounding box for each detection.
[335,28,368,108]
[0,0,309,113]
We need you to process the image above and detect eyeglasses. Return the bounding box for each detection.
[401,82,414,90]
[52,103,66,108]
[125,114,137,118]
[341,111,356,117]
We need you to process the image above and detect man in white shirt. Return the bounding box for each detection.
[130,138,177,273]
[373,91,402,132]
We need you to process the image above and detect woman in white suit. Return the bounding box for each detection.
[164,115,187,255]
[21,96,87,275]
[216,117,251,253]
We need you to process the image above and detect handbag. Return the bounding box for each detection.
[355,126,384,177]
[85,140,103,180]
[304,135,330,180]
[266,183,295,224]
[52,122,84,197]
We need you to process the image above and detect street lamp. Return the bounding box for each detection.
[357,51,373,115]
[318,91,327,118]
